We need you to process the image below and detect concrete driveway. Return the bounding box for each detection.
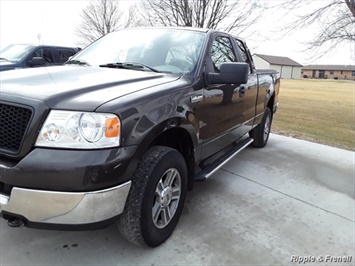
[1,134,354,265]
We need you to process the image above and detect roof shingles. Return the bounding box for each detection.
[254,54,303,67]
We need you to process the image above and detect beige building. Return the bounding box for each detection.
[252,54,303,79]
[301,65,355,81]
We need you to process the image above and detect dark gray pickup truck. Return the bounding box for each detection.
[0,27,280,247]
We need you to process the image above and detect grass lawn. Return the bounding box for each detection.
[271,79,355,151]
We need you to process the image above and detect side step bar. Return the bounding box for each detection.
[194,137,254,181]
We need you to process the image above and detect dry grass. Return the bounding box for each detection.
[272,79,355,151]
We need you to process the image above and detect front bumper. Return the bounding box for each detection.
[0,146,138,191]
[0,181,131,225]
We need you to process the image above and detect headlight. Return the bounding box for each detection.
[36,110,120,149]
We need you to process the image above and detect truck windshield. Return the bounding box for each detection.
[71,28,206,75]
[0,44,35,62]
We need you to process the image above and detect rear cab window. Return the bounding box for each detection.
[234,39,255,73]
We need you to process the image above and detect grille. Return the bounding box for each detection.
[0,103,32,153]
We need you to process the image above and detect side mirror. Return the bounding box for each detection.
[208,62,249,85]
[28,57,46,66]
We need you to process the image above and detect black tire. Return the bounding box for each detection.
[249,107,272,148]
[117,146,187,247]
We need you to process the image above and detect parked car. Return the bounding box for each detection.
[0,27,280,247]
[0,44,81,71]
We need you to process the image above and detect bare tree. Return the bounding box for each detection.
[140,0,265,36]
[123,4,142,29]
[75,0,141,47]
[278,0,355,58]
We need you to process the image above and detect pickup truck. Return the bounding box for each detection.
[0,27,280,247]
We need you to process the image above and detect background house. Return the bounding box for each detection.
[301,65,355,81]
[252,54,303,79]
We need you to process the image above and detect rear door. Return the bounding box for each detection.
[233,38,259,135]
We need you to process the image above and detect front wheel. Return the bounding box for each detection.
[117,146,187,247]
[249,107,272,148]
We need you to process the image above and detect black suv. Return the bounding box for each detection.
[0,44,81,71]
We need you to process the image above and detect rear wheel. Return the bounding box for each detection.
[117,146,187,247]
[249,107,272,147]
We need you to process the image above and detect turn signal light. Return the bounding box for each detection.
[105,117,120,138]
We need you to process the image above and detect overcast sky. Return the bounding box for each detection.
[0,0,354,66]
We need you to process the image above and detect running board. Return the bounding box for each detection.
[194,137,254,181]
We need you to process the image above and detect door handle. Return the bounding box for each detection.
[239,86,246,97]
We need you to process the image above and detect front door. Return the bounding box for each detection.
[196,34,247,159]
[319,70,325,78]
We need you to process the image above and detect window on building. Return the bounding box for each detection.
[352,71,355,76]
[341,70,344,74]
[330,70,334,74]
[318,70,325,78]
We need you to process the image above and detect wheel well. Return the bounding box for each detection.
[150,128,195,191]
[267,94,275,113]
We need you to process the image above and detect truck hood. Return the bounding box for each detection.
[0,60,19,71]
[0,61,14,66]
[0,66,181,110]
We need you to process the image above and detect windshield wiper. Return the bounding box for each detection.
[99,62,160,73]
[0,57,9,61]
[66,59,90,66]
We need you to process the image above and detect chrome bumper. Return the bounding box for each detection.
[0,181,131,224]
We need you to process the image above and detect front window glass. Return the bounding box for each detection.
[72,28,206,74]
[32,48,54,63]
[0,44,34,62]
[211,36,236,72]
